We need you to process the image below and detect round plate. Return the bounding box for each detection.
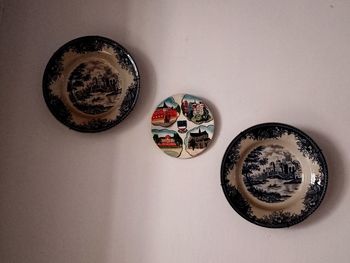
[151,94,214,158]
[43,36,140,132]
[221,123,328,228]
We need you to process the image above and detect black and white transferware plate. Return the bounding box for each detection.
[221,123,328,228]
[43,36,140,132]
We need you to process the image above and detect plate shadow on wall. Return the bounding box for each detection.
[0,2,151,263]
[39,3,157,263]
[93,3,164,263]
[293,128,344,229]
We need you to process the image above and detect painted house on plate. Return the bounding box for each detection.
[158,135,178,148]
[188,128,210,149]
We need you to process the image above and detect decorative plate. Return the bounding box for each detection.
[151,94,214,158]
[221,123,328,228]
[43,36,140,132]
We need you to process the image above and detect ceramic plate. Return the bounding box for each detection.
[221,123,328,228]
[151,94,214,158]
[43,36,140,132]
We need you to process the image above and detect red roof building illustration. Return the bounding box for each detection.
[158,135,177,147]
[152,102,178,124]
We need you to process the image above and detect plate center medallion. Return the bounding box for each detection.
[242,144,302,203]
[67,60,121,115]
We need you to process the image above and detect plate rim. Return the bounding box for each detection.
[42,35,140,133]
[220,122,328,228]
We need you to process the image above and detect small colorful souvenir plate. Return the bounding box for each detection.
[151,94,214,158]
[43,36,140,132]
[221,123,328,228]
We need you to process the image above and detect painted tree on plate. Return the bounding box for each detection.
[242,146,268,185]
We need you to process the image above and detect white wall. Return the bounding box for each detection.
[1,0,350,262]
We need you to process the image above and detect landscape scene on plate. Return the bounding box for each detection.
[185,125,214,156]
[151,97,180,127]
[242,145,302,203]
[67,60,121,115]
[152,129,183,157]
[181,95,213,124]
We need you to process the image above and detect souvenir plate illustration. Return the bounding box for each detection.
[43,36,140,132]
[151,94,214,158]
[221,123,328,228]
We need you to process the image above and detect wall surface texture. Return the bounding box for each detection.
[1,0,350,262]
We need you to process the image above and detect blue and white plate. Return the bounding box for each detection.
[221,123,328,228]
[43,36,140,132]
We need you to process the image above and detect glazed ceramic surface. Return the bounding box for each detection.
[43,36,140,132]
[151,94,214,159]
[221,123,328,228]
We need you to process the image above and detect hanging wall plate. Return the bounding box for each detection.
[43,36,140,132]
[221,123,328,228]
[151,94,215,158]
